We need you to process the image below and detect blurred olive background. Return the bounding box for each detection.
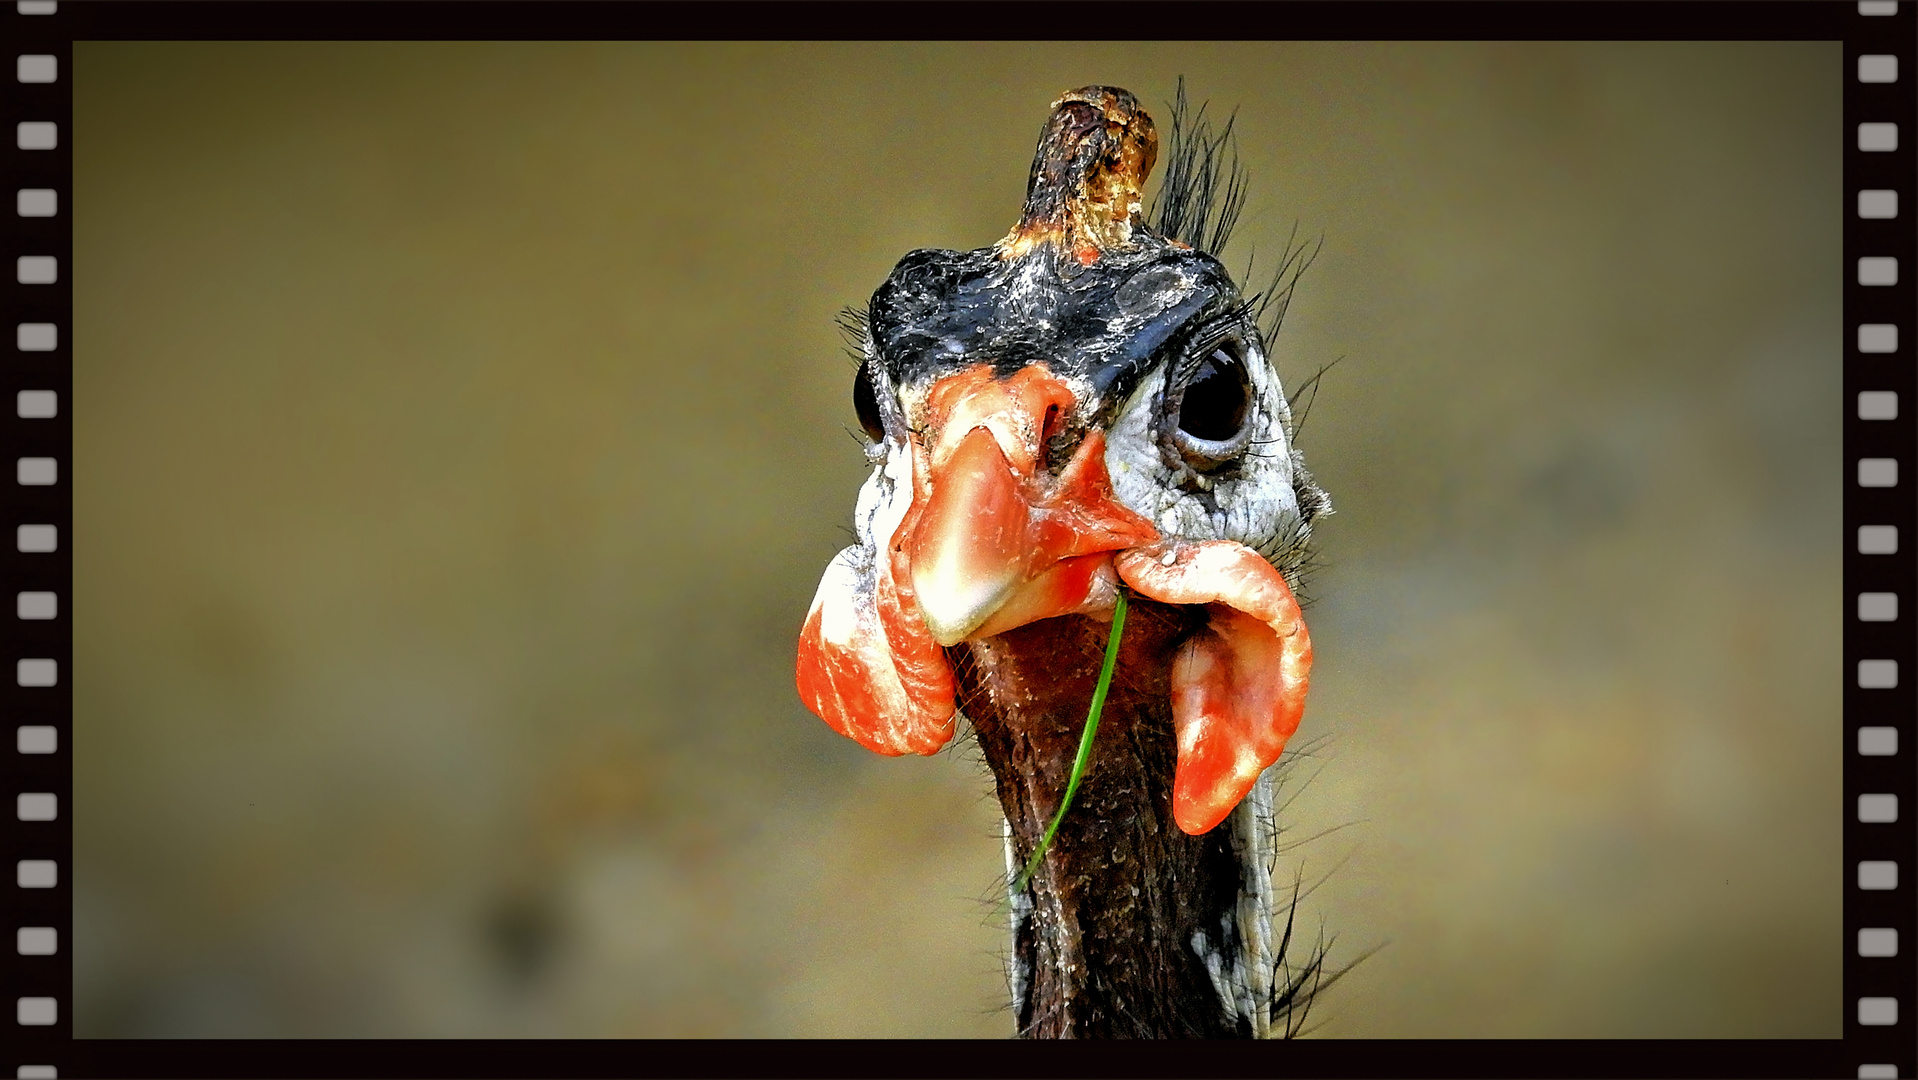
[73,42,1840,1038]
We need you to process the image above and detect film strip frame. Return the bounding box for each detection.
[1847,4,1917,1078]
[0,3,1909,1078]
[5,2,68,1078]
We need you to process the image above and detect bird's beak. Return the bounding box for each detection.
[903,365,1160,646]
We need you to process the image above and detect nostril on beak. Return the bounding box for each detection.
[1041,403,1069,473]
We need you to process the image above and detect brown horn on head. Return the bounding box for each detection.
[998,86,1158,266]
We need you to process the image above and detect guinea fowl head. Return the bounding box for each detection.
[798,86,1334,1036]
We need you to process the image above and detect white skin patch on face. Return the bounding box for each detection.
[1103,345,1304,556]
[854,437,916,553]
[810,547,864,649]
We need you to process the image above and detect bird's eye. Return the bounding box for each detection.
[853,361,886,443]
[1177,348,1251,443]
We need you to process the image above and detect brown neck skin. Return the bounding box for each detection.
[952,596,1255,1038]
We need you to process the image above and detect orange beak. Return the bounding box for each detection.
[904,366,1160,646]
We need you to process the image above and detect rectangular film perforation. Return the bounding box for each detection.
[1859,391,1899,419]
[17,592,56,620]
[1858,592,1898,621]
[14,190,55,218]
[1858,660,1899,688]
[1860,794,1900,822]
[1859,928,1900,957]
[1859,458,1899,487]
[1859,726,1900,756]
[14,256,56,285]
[14,928,54,956]
[13,55,54,84]
[16,525,56,553]
[1858,998,1899,1026]
[1859,122,1900,151]
[15,794,56,822]
[1859,257,1900,286]
[16,391,56,419]
[1859,861,1900,890]
[13,121,55,151]
[16,458,57,487]
[1859,525,1899,553]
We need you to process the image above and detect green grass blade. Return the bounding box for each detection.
[1016,591,1127,893]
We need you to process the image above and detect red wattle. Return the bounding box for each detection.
[796,529,957,757]
[1116,540,1313,834]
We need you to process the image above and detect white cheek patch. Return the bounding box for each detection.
[810,547,864,650]
[854,439,916,552]
[1104,377,1167,520]
[1103,353,1306,558]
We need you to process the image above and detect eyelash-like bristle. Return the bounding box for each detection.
[1149,78,1249,258]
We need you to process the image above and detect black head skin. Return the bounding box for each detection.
[868,241,1238,435]
[841,86,1336,1038]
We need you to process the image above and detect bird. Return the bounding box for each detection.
[797,85,1338,1038]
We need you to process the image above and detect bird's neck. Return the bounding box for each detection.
[953,600,1280,1038]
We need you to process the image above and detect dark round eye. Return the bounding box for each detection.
[853,361,886,442]
[1177,348,1251,443]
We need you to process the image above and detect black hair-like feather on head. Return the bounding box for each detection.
[1149,78,1249,257]
[1151,79,1324,375]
